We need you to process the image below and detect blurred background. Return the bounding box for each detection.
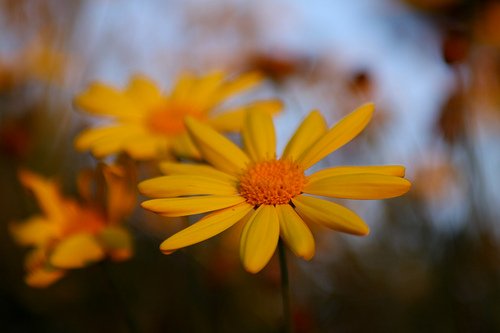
[2,0,500,332]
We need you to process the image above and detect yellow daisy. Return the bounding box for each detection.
[138,103,411,273]
[10,163,135,287]
[74,71,282,160]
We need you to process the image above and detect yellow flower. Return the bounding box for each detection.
[139,103,411,273]
[10,163,135,287]
[74,71,282,160]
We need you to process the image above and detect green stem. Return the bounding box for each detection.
[278,239,292,333]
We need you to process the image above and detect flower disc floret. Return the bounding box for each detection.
[239,159,306,206]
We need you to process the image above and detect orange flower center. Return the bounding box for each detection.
[239,159,306,206]
[147,101,202,135]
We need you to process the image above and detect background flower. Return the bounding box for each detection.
[74,72,282,160]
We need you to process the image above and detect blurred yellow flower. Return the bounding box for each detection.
[139,103,411,273]
[74,71,282,160]
[10,162,136,287]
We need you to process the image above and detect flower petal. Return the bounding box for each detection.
[141,195,246,217]
[50,233,105,269]
[189,71,225,112]
[74,82,141,119]
[240,205,280,273]
[212,71,263,105]
[160,202,253,254]
[159,162,237,182]
[308,165,406,183]
[25,267,65,288]
[276,204,315,260]
[242,109,276,162]
[292,195,369,236]
[209,99,283,132]
[123,135,168,160]
[282,110,327,161]
[138,175,237,198]
[10,216,55,246]
[125,74,163,110]
[297,103,374,169]
[18,170,65,224]
[304,173,411,199]
[171,133,202,159]
[185,116,250,175]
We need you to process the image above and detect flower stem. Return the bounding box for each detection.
[278,239,292,333]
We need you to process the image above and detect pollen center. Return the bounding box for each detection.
[239,159,306,206]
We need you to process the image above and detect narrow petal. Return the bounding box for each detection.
[209,99,283,132]
[304,174,411,199]
[74,82,141,119]
[159,162,237,182]
[169,72,195,102]
[242,109,276,162]
[141,195,245,217]
[171,133,202,159]
[138,175,237,198]
[188,71,225,112]
[74,125,144,152]
[308,165,406,183]
[276,204,315,260]
[160,202,253,254]
[292,195,369,236]
[211,71,263,106]
[185,117,250,175]
[125,74,162,110]
[26,267,66,288]
[297,103,374,169]
[123,135,166,160]
[50,233,105,269]
[282,110,327,161]
[240,205,280,273]
[10,216,55,246]
[18,170,65,224]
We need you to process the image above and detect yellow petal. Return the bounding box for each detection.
[240,205,280,273]
[123,135,167,160]
[138,175,237,198]
[209,99,283,132]
[304,174,411,199]
[188,71,225,112]
[297,103,374,169]
[85,129,149,159]
[185,117,250,175]
[292,195,369,236]
[74,82,141,119]
[282,110,327,161]
[74,125,144,152]
[170,72,195,102]
[171,133,202,159]
[160,202,253,254]
[276,204,315,260]
[18,170,65,224]
[242,109,276,162]
[159,162,237,182]
[25,267,65,288]
[141,195,245,217]
[125,74,162,110]
[308,165,406,183]
[10,216,55,246]
[211,71,263,105]
[50,233,105,269]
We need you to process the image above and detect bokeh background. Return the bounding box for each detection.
[2,0,500,332]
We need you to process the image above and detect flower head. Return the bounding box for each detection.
[74,71,282,160]
[10,161,136,287]
[139,103,411,273]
